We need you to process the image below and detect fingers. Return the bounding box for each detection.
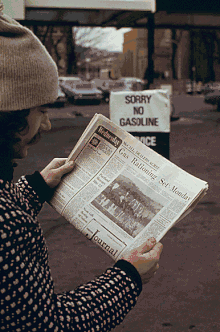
[144,262,158,274]
[55,160,75,176]
[152,263,160,275]
[150,262,160,272]
[45,158,75,171]
[121,238,162,265]
[147,242,163,259]
[48,158,75,172]
[56,158,67,167]
[140,262,160,284]
[50,158,68,168]
[41,158,75,188]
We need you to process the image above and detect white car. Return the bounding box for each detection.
[118,77,145,91]
[59,77,82,100]
[59,76,81,83]
[61,80,103,104]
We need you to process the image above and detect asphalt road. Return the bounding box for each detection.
[13,95,220,332]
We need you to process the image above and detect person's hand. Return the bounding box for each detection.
[121,237,163,284]
[40,158,75,188]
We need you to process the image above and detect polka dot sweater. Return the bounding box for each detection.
[0,172,142,331]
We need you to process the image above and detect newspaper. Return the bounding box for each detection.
[49,114,208,261]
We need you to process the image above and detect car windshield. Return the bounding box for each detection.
[75,83,93,89]
[67,81,80,88]
[125,80,133,85]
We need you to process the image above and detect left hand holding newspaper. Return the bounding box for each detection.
[41,158,75,188]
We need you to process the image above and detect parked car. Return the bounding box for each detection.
[59,77,82,99]
[98,78,145,103]
[54,85,66,107]
[92,78,110,89]
[59,76,82,84]
[186,81,216,95]
[204,89,220,111]
[61,80,103,104]
[118,77,145,91]
[98,80,130,103]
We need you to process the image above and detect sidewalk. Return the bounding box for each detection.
[18,96,220,331]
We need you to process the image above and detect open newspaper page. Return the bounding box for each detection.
[49,114,208,261]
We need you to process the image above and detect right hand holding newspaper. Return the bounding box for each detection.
[49,114,208,261]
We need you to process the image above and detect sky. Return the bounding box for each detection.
[75,27,131,53]
[97,28,131,52]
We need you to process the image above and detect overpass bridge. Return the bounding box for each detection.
[4,0,220,29]
[4,0,220,86]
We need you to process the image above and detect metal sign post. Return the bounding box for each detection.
[110,90,170,159]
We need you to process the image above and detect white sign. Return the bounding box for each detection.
[110,90,170,133]
[25,0,156,12]
[5,0,155,20]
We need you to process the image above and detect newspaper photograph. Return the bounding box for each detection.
[92,172,164,238]
[49,114,208,260]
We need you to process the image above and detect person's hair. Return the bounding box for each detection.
[0,109,30,176]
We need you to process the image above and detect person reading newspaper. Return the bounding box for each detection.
[0,5,163,331]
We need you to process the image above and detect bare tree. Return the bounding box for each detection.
[66,26,77,75]
[30,25,118,76]
[190,29,220,83]
[73,27,110,50]
[32,25,67,74]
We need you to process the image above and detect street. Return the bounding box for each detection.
[47,94,219,121]
[13,95,220,332]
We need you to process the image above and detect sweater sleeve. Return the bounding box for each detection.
[52,260,142,331]
[15,171,54,217]
[114,259,142,293]
[25,171,54,203]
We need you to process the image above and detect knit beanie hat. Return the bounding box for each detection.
[0,3,58,111]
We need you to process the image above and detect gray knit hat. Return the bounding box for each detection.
[0,3,58,111]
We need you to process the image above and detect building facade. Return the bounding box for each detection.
[118,28,174,80]
[119,27,220,84]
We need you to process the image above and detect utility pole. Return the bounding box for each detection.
[146,13,155,89]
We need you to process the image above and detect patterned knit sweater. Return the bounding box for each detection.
[0,171,142,331]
